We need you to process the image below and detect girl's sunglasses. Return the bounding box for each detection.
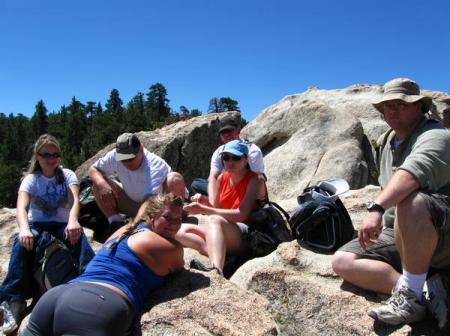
[38,152,61,159]
[221,154,243,162]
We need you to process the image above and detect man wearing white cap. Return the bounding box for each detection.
[332,78,450,326]
[88,133,186,228]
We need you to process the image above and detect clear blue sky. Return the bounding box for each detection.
[1,0,449,122]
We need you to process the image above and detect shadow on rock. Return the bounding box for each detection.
[143,269,210,311]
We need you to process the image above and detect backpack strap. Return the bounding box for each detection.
[374,129,394,172]
[268,201,291,222]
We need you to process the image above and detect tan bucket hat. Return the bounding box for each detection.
[373,78,432,114]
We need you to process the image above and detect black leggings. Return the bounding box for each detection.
[22,282,135,336]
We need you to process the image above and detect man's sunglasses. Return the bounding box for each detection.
[38,152,61,159]
[221,154,243,162]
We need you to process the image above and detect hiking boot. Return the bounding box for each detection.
[424,274,449,329]
[368,286,426,325]
[1,300,26,335]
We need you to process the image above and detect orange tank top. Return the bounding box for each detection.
[219,170,255,210]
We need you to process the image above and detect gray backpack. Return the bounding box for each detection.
[34,238,78,295]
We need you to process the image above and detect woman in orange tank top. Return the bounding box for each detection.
[177,140,267,275]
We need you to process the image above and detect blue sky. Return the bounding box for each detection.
[1,0,449,122]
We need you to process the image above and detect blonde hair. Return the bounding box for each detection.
[107,193,183,249]
[25,134,64,184]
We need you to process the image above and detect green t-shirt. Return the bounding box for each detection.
[378,118,450,227]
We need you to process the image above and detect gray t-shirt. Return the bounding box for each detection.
[378,118,450,227]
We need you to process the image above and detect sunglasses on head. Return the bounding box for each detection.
[38,152,60,159]
[221,154,243,162]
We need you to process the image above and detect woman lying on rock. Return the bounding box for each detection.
[22,193,185,336]
[0,134,94,335]
[177,140,267,275]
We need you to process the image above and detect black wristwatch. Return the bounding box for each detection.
[367,201,385,214]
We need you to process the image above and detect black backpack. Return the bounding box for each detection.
[78,177,110,242]
[245,198,293,258]
[34,236,78,296]
[289,183,355,253]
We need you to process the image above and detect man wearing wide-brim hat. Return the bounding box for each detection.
[332,78,450,328]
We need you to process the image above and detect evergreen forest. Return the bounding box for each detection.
[0,83,240,207]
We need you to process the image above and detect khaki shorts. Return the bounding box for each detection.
[339,191,450,272]
[112,180,141,217]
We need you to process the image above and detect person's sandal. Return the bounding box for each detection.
[190,259,223,276]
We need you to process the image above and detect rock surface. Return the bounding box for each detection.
[3,188,447,336]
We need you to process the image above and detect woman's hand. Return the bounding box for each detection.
[19,228,34,251]
[190,193,208,205]
[65,220,83,245]
[184,202,206,215]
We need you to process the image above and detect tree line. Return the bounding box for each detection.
[0,82,240,207]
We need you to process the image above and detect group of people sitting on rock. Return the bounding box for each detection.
[0,115,267,335]
[0,77,449,334]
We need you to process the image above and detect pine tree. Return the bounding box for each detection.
[63,97,87,168]
[105,89,124,137]
[219,97,240,112]
[190,109,202,117]
[48,106,68,142]
[208,97,220,113]
[14,113,32,164]
[145,83,171,128]
[124,92,147,132]
[30,100,49,139]
[179,105,190,117]
[208,97,240,113]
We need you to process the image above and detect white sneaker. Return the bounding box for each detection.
[1,300,26,335]
[424,274,448,329]
[368,286,426,325]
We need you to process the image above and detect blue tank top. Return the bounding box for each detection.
[72,228,164,313]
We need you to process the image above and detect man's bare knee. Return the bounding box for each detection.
[396,192,431,229]
[332,251,358,277]
[164,172,186,198]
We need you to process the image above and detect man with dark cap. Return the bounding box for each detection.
[332,78,450,326]
[88,133,186,227]
[190,116,264,205]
